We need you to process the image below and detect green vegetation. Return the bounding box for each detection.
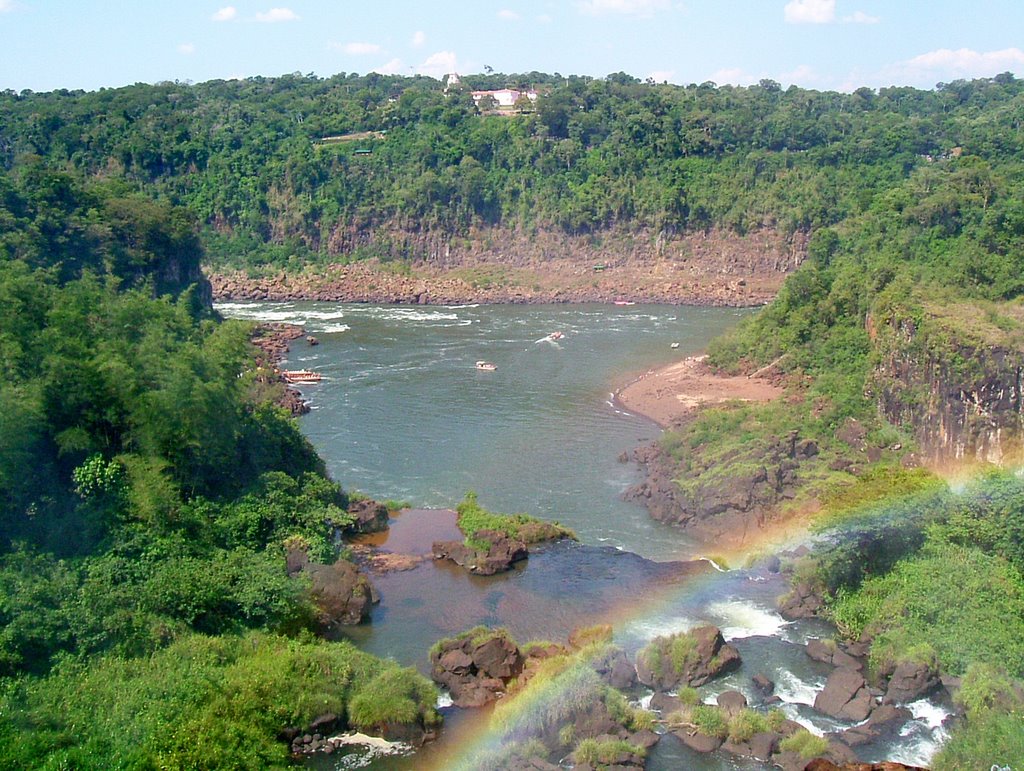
[573,737,645,766]
[4,73,1024,272]
[802,471,1024,767]
[779,729,830,759]
[690,704,729,739]
[455,491,575,550]
[0,168,437,763]
[0,632,437,769]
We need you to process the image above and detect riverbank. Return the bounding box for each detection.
[208,227,805,307]
[615,354,784,428]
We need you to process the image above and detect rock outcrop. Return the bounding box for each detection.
[626,430,819,536]
[430,629,524,707]
[210,226,807,309]
[871,306,1024,464]
[813,668,876,722]
[432,530,529,575]
[636,625,741,690]
[347,498,390,534]
[286,551,379,628]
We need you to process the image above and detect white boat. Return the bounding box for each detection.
[475,360,497,371]
[282,369,322,384]
[548,331,564,341]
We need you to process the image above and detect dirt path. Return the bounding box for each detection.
[616,355,783,427]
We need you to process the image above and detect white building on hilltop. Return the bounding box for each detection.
[471,88,538,108]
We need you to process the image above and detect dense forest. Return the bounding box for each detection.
[2,71,1022,267]
[4,70,1024,766]
[0,169,438,767]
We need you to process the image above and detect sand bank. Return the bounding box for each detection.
[616,355,783,427]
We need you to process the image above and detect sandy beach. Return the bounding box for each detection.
[616,355,784,427]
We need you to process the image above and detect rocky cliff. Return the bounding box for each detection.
[870,302,1024,465]
[210,226,807,307]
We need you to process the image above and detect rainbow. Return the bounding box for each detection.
[425,464,1010,769]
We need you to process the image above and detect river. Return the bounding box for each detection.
[216,301,949,770]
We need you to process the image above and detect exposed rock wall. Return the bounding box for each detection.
[210,226,807,307]
[871,310,1024,464]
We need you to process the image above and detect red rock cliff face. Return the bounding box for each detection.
[209,226,807,307]
[870,311,1024,464]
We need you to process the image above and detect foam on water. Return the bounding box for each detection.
[774,669,823,706]
[626,615,697,643]
[908,698,952,730]
[436,692,454,709]
[321,323,351,333]
[705,598,791,640]
[324,733,413,768]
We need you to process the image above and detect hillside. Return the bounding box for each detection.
[2,72,1023,273]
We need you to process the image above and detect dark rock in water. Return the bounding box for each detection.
[628,729,661,750]
[432,530,529,575]
[347,498,390,534]
[806,638,836,664]
[592,647,638,690]
[806,638,864,671]
[748,732,777,760]
[884,658,942,704]
[305,558,379,628]
[649,692,683,714]
[752,672,775,695]
[814,668,876,721]
[430,629,523,707]
[674,730,723,753]
[716,689,747,717]
[838,703,912,747]
[636,625,741,690]
[306,335,319,345]
[778,580,825,619]
[804,761,929,771]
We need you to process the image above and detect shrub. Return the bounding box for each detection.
[573,738,644,766]
[347,667,439,731]
[779,729,829,759]
[727,709,771,742]
[691,705,728,739]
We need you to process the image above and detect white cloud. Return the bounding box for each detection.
[897,47,1024,82]
[498,9,520,20]
[843,10,879,24]
[0,0,15,12]
[537,13,553,23]
[372,58,404,75]
[707,67,757,86]
[336,41,382,55]
[211,6,237,22]
[255,7,299,23]
[577,0,671,18]
[411,30,426,48]
[416,50,458,78]
[783,0,835,24]
[178,42,196,55]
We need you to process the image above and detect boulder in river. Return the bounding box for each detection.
[636,625,741,690]
[813,668,876,722]
[882,657,943,704]
[430,628,523,707]
[347,498,391,534]
[432,530,529,575]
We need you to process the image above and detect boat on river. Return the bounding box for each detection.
[475,361,497,371]
[548,331,564,340]
[282,369,322,384]
[613,300,636,306]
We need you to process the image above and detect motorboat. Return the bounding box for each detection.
[475,361,497,371]
[282,369,322,384]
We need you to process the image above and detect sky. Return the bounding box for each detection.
[2,1,1024,94]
